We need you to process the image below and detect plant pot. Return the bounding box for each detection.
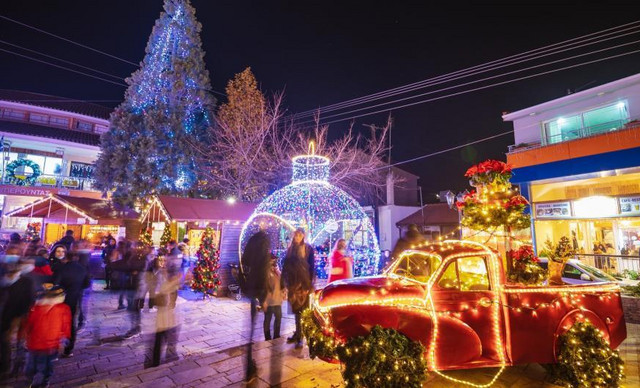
[547,259,566,285]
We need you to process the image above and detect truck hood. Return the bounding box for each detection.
[316,275,427,309]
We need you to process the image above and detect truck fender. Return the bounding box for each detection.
[552,309,609,362]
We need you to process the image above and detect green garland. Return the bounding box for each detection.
[336,325,428,388]
[5,159,42,186]
[301,309,428,387]
[545,321,624,387]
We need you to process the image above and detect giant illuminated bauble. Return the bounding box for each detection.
[240,147,381,277]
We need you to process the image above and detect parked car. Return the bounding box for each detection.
[537,257,618,284]
[310,240,626,371]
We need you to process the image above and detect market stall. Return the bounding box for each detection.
[3,193,139,246]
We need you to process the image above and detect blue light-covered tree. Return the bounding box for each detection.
[96,0,215,206]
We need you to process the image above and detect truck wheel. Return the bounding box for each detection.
[335,325,427,388]
[543,321,624,387]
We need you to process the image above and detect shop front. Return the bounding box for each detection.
[3,194,139,247]
[530,170,640,273]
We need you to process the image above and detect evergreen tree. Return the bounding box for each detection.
[96,0,215,206]
[160,225,173,248]
[139,227,153,247]
[190,227,221,297]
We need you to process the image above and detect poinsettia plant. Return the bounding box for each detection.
[507,245,546,285]
[465,159,513,186]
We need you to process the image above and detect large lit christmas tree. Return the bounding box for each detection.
[190,227,221,298]
[95,0,215,206]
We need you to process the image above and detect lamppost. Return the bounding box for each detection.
[445,190,467,239]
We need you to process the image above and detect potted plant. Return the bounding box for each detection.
[539,237,576,285]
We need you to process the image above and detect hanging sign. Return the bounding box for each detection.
[534,202,571,218]
[620,196,640,216]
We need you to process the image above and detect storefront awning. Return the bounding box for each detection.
[396,203,460,227]
[3,194,138,225]
[140,195,256,224]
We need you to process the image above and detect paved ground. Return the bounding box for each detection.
[0,281,638,387]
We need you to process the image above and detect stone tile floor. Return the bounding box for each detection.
[0,281,638,387]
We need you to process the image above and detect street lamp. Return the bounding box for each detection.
[445,191,456,209]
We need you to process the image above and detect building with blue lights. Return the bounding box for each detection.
[503,73,640,271]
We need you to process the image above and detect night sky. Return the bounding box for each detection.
[2,1,640,199]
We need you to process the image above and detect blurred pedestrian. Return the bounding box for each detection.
[263,254,283,340]
[53,252,89,357]
[150,259,182,367]
[388,224,423,268]
[23,237,45,259]
[114,240,131,309]
[327,239,353,283]
[0,257,36,375]
[102,238,117,290]
[239,231,271,382]
[48,244,67,274]
[143,256,164,310]
[7,233,24,254]
[282,228,315,349]
[20,284,70,388]
[56,230,75,252]
[73,239,93,330]
[110,243,146,339]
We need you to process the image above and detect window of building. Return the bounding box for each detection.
[95,124,108,133]
[49,116,69,128]
[3,109,26,120]
[28,113,49,124]
[43,157,63,175]
[543,102,629,145]
[75,120,93,131]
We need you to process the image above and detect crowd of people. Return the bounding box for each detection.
[0,230,189,387]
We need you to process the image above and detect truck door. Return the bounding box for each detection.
[431,255,504,364]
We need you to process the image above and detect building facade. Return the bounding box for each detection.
[503,73,640,272]
[0,90,111,240]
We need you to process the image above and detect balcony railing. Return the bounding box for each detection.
[576,253,640,275]
[508,118,640,154]
[1,172,96,191]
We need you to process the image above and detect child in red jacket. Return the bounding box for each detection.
[20,284,71,388]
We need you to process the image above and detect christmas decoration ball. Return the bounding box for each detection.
[240,151,381,276]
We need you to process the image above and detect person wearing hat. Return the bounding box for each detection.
[19,284,70,388]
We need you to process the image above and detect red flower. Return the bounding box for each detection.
[505,195,529,208]
[465,160,512,178]
[509,245,538,262]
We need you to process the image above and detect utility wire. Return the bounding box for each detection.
[292,20,640,119]
[380,131,514,169]
[305,47,640,128]
[0,14,138,66]
[296,38,640,125]
[0,48,127,87]
[0,39,125,80]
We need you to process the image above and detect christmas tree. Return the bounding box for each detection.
[160,225,173,250]
[95,0,215,206]
[139,228,153,247]
[25,222,41,242]
[190,227,221,298]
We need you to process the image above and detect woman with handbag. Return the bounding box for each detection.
[282,228,315,349]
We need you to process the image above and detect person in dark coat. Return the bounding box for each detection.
[48,244,67,274]
[56,230,75,252]
[281,228,315,349]
[240,231,271,383]
[73,239,93,330]
[388,224,424,268]
[102,238,117,289]
[7,233,24,255]
[53,252,89,357]
[0,262,36,375]
[109,244,146,338]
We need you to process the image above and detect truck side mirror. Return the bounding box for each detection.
[580,273,592,281]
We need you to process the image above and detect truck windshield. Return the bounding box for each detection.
[390,253,442,283]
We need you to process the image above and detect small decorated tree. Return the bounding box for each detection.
[540,237,576,285]
[25,222,41,242]
[456,159,531,272]
[160,224,172,248]
[507,245,546,286]
[139,228,153,248]
[190,227,221,298]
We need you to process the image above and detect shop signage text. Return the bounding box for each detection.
[535,202,571,218]
[620,196,640,215]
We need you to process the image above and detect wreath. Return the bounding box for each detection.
[5,159,42,186]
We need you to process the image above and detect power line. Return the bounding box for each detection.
[308,47,640,128]
[380,131,514,169]
[0,39,125,80]
[296,38,640,126]
[0,14,139,66]
[292,20,640,120]
[0,48,128,87]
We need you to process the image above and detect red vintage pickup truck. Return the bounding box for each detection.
[310,240,626,374]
